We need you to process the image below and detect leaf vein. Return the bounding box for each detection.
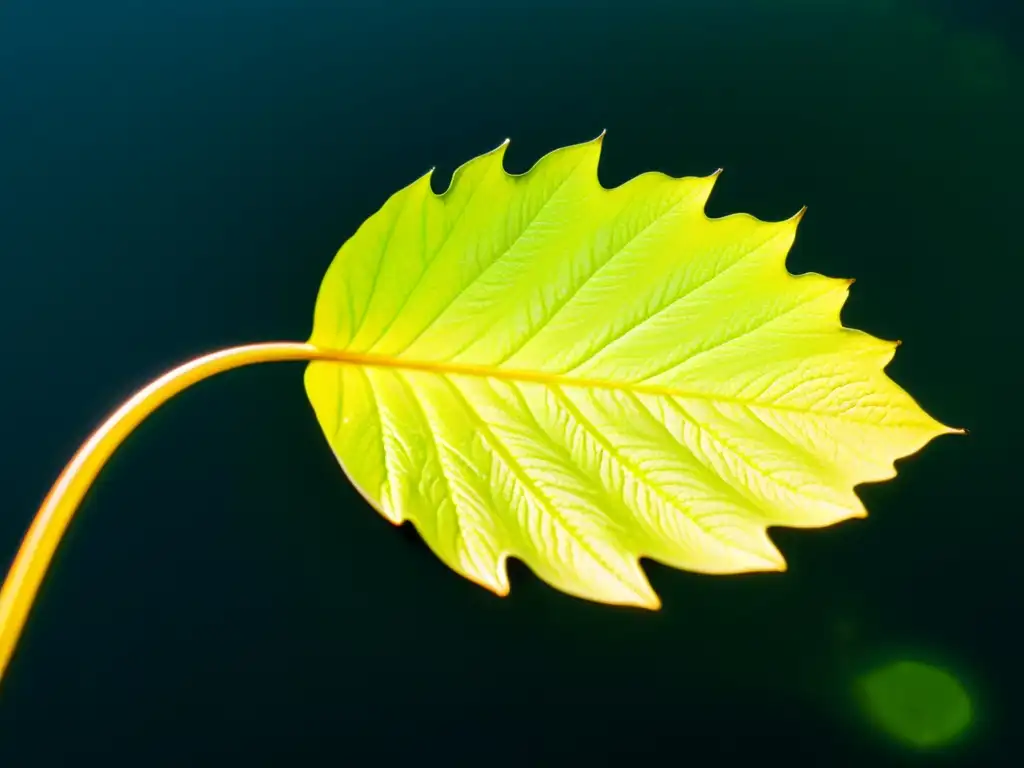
[367,161,498,353]
[358,367,395,519]
[549,386,772,562]
[443,376,640,595]
[494,181,707,366]
[639,289,830,384]
[664,396,833,510]
[568,224,792,374]
[393,150,593,359]
[394,373,467,569]
[311,347,904,426]
[623,390,768,524]
[351,185,417,344]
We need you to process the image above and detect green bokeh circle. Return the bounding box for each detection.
[858,660,972,749]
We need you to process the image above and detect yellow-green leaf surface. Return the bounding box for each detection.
[304,135,957,609]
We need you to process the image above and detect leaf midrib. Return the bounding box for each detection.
[307,346,901,425]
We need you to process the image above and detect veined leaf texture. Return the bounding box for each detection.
[304,135,957,609]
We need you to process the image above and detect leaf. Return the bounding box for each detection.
[303,134,958,609]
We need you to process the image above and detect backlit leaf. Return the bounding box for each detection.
[303,135,957,608]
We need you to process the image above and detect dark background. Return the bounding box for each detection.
[0,0,1019,765]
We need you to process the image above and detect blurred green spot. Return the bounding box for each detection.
[858,660,972,749]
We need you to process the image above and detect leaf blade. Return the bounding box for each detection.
[304,135,958,607]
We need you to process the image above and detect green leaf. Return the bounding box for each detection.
[303,134,958,609]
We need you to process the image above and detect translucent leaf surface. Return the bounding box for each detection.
[304,135,957,608]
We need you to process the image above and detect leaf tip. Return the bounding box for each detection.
[792,205,808,224]
[457,558,511,599]
[611,563,663,610]
[493,138,512,164]
[632,588,662,611]
[760,539,790,571]
[771,549,790,571]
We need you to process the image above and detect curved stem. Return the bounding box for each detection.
[0,341,329,687]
